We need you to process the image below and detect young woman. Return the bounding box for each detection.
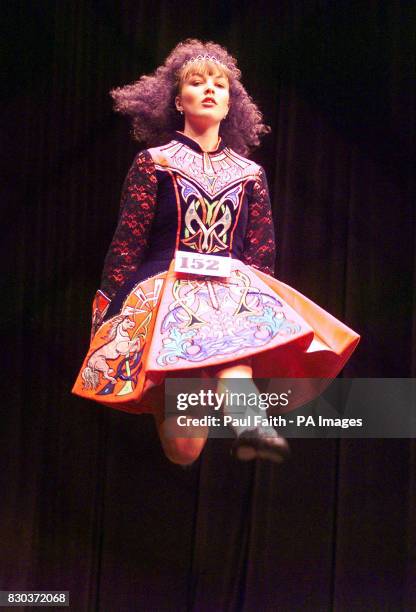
[73,39,359,465]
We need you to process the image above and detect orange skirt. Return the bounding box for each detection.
[72,260,360,414]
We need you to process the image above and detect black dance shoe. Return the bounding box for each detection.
[231,428,290,463]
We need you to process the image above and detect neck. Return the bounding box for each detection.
[181,123,220,152]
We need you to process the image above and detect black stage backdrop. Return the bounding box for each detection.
[3,1,415,610]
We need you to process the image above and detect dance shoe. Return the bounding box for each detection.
[231,428,290,463]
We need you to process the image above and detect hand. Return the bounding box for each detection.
[90,290,111,342]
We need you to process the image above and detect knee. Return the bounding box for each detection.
[162,437,206,466]
[155,415,208,465]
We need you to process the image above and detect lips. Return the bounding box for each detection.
[202,97,216,104]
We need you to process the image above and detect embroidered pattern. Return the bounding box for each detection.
[157,270,301,365]
[154,140,259,197]
[81,276,163,397]
[178,177,242,253]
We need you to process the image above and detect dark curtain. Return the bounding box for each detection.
[3,1,415,610]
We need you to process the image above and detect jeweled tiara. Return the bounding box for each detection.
[181,54,229,71]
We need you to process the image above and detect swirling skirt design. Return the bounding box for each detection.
[72,260,360,414]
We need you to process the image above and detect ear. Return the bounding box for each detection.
[175,95,183,112]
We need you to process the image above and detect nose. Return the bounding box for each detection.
[204,79,216,94]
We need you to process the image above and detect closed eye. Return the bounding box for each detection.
[190,81,226,87]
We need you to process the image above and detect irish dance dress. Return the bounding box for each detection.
[72,131,360,414]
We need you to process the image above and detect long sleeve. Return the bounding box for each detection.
[90,150,157,339]
[100,149,157,299]
[242,166,276,276]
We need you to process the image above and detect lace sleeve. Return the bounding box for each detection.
[242,166,276,276]
[100,149,157,299]
[90,150,157,339]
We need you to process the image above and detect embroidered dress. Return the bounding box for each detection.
[72,132,360,413]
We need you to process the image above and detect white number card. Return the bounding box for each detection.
[174,250,231,278]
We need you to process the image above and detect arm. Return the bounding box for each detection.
[90,150,157,339]
[241,166,276,276]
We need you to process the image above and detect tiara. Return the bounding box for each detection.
[182,54,228,71]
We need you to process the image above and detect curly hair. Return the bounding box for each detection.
[110,38,270,156]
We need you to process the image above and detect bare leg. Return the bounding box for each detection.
[152,363,252,465]
[154,412,209,466]
[148,383,209,466]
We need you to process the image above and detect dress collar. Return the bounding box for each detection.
[173,131,226,155]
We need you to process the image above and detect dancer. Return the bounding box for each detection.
[73,39,359,465]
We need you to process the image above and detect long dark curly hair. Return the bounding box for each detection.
[110,38,270,156]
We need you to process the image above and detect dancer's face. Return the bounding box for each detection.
[176,67,230,127]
